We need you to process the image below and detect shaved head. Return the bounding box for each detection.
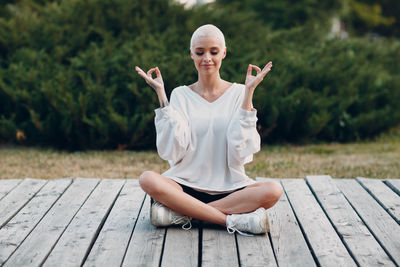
[190,24,226,51]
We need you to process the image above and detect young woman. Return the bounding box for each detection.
[135,24,283,235]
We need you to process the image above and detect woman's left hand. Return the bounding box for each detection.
[245,61,272,91]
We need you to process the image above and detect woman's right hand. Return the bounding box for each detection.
[135,66,165,91]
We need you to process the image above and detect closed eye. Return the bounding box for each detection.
[195,51,219,56]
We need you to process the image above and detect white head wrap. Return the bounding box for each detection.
[190,24,226,51]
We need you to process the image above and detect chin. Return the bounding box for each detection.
[201,70,217,76]
[198,67,219,75]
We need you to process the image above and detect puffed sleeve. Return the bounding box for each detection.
[154,90,190,165]
[227,108,261,166]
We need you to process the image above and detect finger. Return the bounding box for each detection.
[136,67,149,79]
[247,64,253,76]
[253,65,262,75]
[135,66,146,75]
[261,67,271,76]
[260,70,269,80]
[147,68,157,76]
[262,61,273,72]
[254,62,272,82]
[149,68,160,80]
[147,68,155,76]
[155,67,162,79]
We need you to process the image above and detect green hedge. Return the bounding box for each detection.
[255,29,400,142]
[0,0,399,149]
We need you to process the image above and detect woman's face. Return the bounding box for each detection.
[190,35,226,75]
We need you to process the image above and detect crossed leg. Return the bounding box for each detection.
[139,171,283,226]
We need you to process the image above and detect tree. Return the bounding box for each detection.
[341,0,399,37]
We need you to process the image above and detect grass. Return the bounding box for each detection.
[1,126,399,179]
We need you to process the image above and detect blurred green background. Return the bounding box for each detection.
[0,0,399,150]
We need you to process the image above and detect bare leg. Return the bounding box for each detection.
[208,180,283,214]
[139,171,283,226]
[139,171,227,226]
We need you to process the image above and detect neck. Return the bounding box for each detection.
[197,72,223,93]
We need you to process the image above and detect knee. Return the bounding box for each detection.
[139,171,159,194]
[259,180,283,208]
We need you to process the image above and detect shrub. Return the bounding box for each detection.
[0,0,399,149]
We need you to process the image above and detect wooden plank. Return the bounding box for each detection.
[256,177,314,267]
[357,177,400,224]
[266,190,316,266]
[385,179,400,196]
[122,195,166,267]
[307,175,395,266]
[0,179,22,200]
[336,179,400,265]
[161,227,199,267]
[202,226,239,267]
[0,178,47,228]
[4,178,100,267]
[0,178,72,265]
[84,179,146,267]
[282,179,356,267]
[236,233,276,267]
[43,179,126,266]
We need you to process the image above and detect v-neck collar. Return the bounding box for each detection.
[184,83,236,105]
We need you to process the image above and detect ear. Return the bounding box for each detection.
[222,47,227,59]
[190,50,194,60]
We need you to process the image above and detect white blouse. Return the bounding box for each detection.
[154,83,260,194]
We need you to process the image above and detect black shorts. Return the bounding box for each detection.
[151,183,245,204]
[179,183,245,203]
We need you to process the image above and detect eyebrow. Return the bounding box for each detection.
[194,47,220,50]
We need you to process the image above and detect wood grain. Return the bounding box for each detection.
[357,177,400,224]
[122,195,166,267]
[202,226,239,267]
[4,178,99,267]
[282,179,356,267]
[44,179,125,267]
[0,179,22,200]
[336,179,400,265]
[84,179,146,267]
[386,179,400,196]
[161,226,199,267]
[256,177,314,267]
[307,175,394,266]
[0,178,72,265]
[0,178,46,228]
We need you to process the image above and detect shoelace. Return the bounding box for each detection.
[172,215,192,230]
[153,200,192,230]
[153,201,164,208]
[226,225,253,237]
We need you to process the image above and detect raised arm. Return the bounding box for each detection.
[242,61,273,111]
[135,66,169,108]
[226,62,272,166]
[136,66,190,164]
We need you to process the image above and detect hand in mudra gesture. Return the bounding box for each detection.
[245,61,273,91]
[135,66,164,91]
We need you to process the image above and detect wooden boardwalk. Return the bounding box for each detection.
[0,176,399,266]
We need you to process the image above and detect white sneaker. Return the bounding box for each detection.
[226,208,270,235]
[150,200,192,230]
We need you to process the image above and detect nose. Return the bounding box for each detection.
[203,52,212,63]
